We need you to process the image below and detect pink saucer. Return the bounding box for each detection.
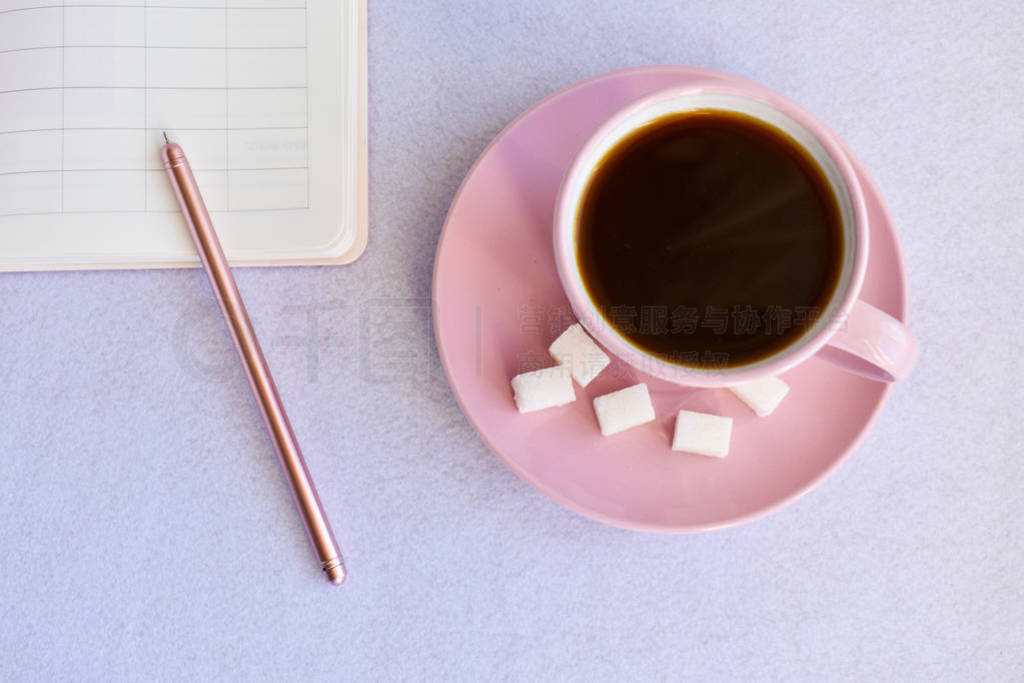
[432,66,909,532]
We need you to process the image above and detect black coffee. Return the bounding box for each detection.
[577,110,843,368]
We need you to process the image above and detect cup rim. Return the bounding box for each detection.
[553,81,870,387]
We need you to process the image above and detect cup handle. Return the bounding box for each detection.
[815,299,918,382]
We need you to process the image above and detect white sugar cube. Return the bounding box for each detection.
[548,323,610,387]
[592,383,655,436]
[672,409,733,458]
[510,366,576,413]
[727,376,790,417]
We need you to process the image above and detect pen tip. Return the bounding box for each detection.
[323,559,347,585]
[163,131,169,144]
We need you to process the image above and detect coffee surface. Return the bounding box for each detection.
[577,110,843,368]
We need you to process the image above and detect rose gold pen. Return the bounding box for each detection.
[161,133,346,585]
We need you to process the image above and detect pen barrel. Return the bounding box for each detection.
[162,143,345,585]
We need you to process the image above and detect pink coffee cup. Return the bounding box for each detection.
[553,81,918,388]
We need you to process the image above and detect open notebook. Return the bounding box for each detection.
[0,0,367,270]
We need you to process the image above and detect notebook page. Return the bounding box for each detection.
[0,0,365,268]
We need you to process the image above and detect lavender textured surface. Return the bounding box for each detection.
[2,1,1022,679]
